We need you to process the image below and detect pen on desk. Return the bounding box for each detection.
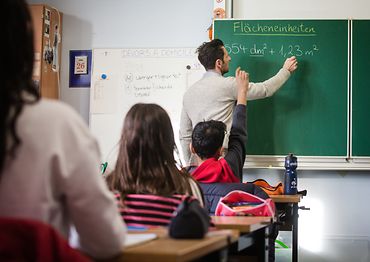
[127,225,148,231]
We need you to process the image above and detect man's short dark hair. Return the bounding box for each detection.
[192,120,226,160]
[197,39,225,70]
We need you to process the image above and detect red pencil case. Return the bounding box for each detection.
[215,190,275,217]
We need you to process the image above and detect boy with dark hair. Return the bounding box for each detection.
[191,120,226,160]
[189,67,248,183]
[188,69,278,261]
[188,67,278,262]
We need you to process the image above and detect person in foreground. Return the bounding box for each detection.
[180,38,298,164]
[0,0,126,259]
[106,103,204,227]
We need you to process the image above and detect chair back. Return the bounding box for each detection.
[0,217,91,262]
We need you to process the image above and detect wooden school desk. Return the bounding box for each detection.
[120,227,238,262]
[212,216,271,232]
[270,194,303,262]
[212,216,273,261]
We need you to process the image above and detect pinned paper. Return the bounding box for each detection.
[90,79,118,114]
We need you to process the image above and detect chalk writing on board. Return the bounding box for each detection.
[224,43,319,57]
[232,21,317,36]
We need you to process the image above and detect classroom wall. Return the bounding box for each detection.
[27,0,213,122]
[27,0,370,260]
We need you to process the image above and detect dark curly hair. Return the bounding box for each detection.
[196,39,225,70]
[191,120,226,160]
[0,0,40,173]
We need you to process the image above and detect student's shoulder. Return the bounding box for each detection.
[36,98,75,112]
[26,99,89,133]
[32,99,84,121]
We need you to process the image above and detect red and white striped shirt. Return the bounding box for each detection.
[114,193,189,227]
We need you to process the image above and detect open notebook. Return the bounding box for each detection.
[124,233,157,248]
[69,227,157,249]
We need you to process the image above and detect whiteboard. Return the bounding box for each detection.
[89,48,204,167]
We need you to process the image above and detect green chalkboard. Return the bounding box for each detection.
[214,19,348,157]
[352,20,370,157]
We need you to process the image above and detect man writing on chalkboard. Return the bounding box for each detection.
[179,39,298,164]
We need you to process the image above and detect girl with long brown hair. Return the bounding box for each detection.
[107,103,204,227]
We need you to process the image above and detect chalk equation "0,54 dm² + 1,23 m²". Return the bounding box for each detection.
[224,43,319,57]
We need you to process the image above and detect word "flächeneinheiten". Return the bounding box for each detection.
[233,21,316,35]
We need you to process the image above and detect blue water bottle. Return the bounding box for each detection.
[284,153,298,195]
